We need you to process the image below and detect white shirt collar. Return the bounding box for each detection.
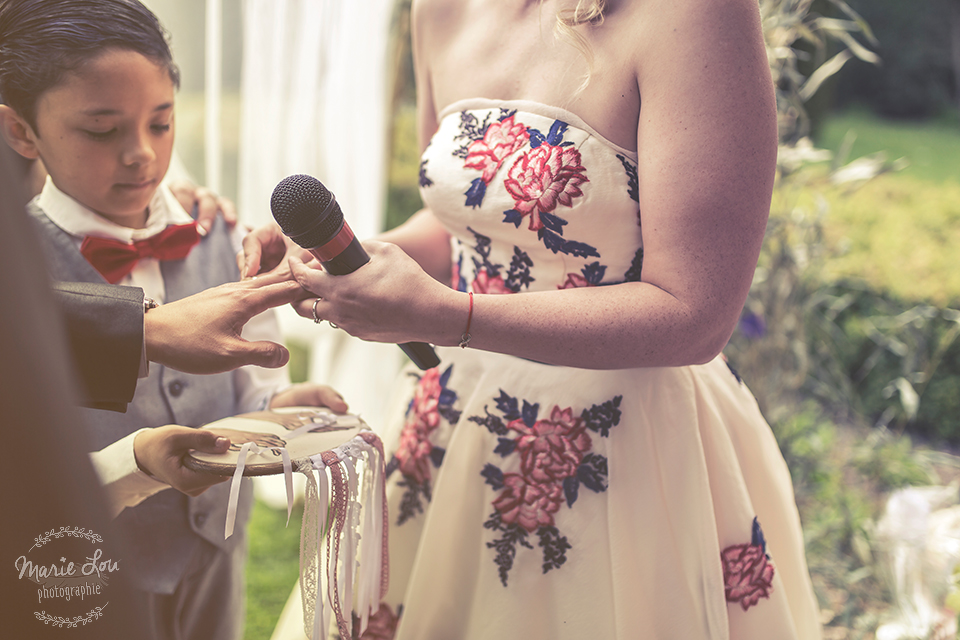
[35,175,195,242]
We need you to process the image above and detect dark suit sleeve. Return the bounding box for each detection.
[51,281,144,412]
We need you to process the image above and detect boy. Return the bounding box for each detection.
[0,1,341,638]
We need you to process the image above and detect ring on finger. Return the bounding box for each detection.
[312,297,323,324]
[328,321,339,329]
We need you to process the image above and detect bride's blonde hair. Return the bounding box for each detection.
[552,0,607,92]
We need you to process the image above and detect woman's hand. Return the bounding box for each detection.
[167,180,238,236]
[289,240,463,347]
[133,426,230,497]
[237,222,312,279]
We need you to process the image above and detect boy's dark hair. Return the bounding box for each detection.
[0,0,180,132]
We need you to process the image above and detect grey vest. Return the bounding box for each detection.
[28,203,254,595]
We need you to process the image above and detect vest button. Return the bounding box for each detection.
[193,513,207,527]
[168,381,184,397]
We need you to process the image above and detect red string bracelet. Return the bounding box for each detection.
[459,291,474,348]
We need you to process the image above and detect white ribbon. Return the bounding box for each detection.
[222,411,336,540]
[296,432,387,640]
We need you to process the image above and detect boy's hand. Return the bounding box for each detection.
[133,426,230,497]
[269,382,349,413]
[168,180,238,235]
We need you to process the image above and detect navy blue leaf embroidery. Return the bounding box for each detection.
[429,446,446,467]
[545,120,569,146]
[539,211,568,235]
[537,526,571,575]
[752,516,769,557]
[521,400,540,428]
[624,246,643,282]
[616,153,640,203]
[396,478,432,526]
[418,158,433,187]
[484,513,534,587]
[502,209,524,228]
[578,453,609,493]
[453,111,493,158]
[726,359,743,385]
[540,228,566,254]
[582,262,607,285]
[465,178,487,208]
[439,365,453,387]
[494,438,516,457]
[538,228,600,258]
[497,108,517,122]
[468,408,509,436]
[528,128,546,149]
[385,456,399,478]
[481,464,505,490]
[563,475,580,508]
[581,395,623,437]
[505,247,535,292]
[495,391,521,421]
[453,252,468,292]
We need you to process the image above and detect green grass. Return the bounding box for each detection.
[808,109,960,306]
[244,500,303,640]
[815,107,960,184]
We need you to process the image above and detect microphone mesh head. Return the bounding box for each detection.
[270,174,344,249]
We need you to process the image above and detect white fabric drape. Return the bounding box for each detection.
[237,0,403,433]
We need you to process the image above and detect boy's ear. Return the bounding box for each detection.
[0,105,40,160]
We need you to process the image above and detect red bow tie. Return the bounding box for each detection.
[80,223,201,284]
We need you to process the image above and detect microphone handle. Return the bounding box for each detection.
[307,236,441,370]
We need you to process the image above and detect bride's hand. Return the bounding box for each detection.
[289,240,462,346]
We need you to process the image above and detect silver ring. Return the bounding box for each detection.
[312,297,322,324]
[328,321,339,329]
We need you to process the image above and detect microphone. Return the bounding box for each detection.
[271,174,440,370]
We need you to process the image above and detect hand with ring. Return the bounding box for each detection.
[312,297,339,329]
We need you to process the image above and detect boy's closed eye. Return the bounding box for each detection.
[83,128,117,140]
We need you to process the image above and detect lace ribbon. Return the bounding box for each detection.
[220,420,388,640]
[298,432,389,640]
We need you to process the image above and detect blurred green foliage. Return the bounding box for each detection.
[244,502,303,640]
[832,0,957,118]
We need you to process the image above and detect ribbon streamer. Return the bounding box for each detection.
[218,422,388,640]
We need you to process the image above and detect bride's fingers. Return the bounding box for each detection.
[288,256,328,295]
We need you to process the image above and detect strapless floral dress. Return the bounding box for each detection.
[366,99,822,640]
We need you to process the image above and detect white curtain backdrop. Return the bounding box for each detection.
[237,0,403,433]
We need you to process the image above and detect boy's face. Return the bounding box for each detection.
[30,49,176,228]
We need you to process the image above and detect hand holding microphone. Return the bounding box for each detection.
[271,174,441,370]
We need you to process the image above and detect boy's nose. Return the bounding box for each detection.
[121,131,157,166]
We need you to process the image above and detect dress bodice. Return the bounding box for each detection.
[418,99,644,293]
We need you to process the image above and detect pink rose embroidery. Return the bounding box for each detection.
[394,368,442,485]
[472,267,512,295]
[508,406,592,484]
[722,542,775,611]
[478,392,622,586]
[464,115,530,183]
[451,259,461,290]
[492,473,565,533]
[558,273,590,289]
[354,603,399,640]
[504,144,588,230]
